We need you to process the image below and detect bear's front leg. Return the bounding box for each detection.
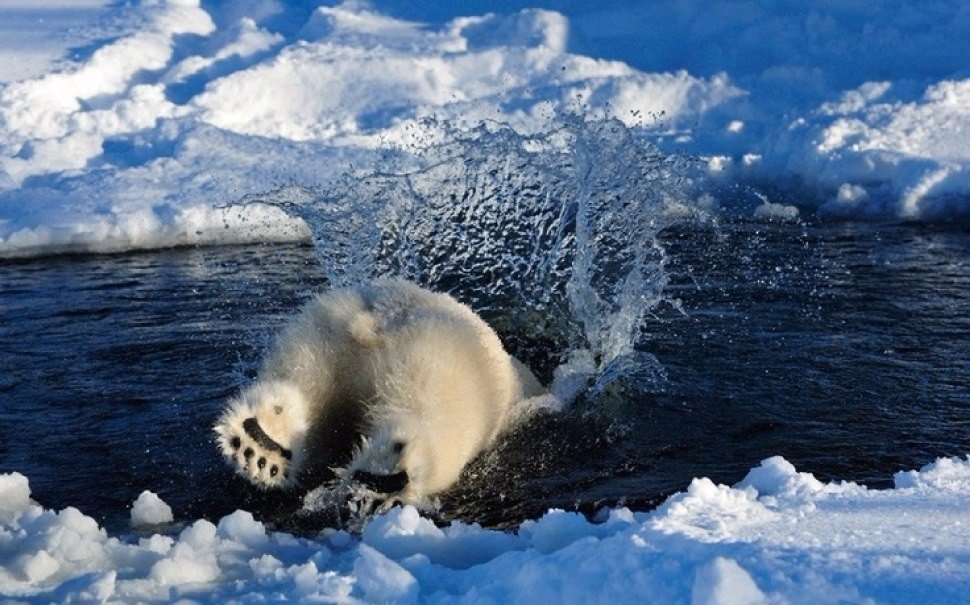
[214,380,310,489]
[338,430,420,514]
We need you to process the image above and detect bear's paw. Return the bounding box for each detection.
[337,434,414,513]
[214,381,308,489]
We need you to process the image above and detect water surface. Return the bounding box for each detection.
[1,221,966,532]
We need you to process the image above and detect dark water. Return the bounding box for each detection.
[0,221,967,533]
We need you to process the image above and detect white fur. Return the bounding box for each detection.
[214,279,544,504]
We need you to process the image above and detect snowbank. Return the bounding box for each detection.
[0,0,966,258]
[543,1,970,218]
[1,456,968,603]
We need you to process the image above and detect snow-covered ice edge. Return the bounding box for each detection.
[1,455,968,603]
[1,0,968,259]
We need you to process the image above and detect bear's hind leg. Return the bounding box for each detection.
[338,431,419,513]
[214,380,310,489]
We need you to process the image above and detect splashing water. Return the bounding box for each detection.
[278,117,703,399]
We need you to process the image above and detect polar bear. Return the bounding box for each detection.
[214,279,544,508]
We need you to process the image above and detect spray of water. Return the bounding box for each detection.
[273,117,703,403]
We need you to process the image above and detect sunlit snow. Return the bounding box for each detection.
[0,1,967,258]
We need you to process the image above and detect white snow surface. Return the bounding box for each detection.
[0,0,967,258]
[1,456,968,603]
[130,491,174,528]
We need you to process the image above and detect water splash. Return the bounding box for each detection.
[284,117,703,399]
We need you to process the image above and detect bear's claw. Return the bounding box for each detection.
[216,413,299,489]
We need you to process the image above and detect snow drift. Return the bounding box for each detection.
[0,0,967,258]
[1,456,968,603]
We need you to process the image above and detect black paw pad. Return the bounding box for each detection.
[352,470,409,494]
[242,417,293,460]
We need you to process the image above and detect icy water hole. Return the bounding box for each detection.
[1,120,968,534]
[1,221,967,534]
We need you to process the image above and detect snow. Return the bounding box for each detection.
[130,491,174,528]
[0,2,967,601]
[0,0,966,258]
[0,473,29,524]
[0,1,112,83]
[691,557,765,605]
[1,456,968,602]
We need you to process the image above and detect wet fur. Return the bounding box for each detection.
[214,279,544,504]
